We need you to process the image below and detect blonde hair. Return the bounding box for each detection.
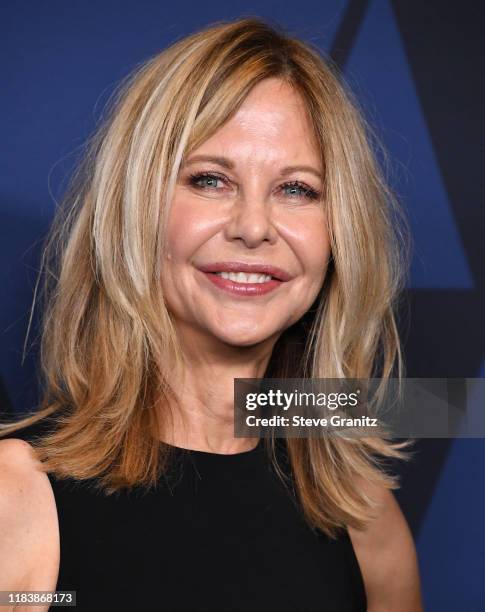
[1,16,413,536]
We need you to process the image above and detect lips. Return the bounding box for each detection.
[197,261,293,282]
[196,261,293,297]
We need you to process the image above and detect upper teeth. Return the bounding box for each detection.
[216,271,273,283]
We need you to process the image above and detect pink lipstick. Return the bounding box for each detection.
[197,261,293,296]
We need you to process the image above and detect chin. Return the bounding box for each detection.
[210,324,279,348]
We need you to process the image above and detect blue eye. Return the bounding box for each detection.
[281,181,320,201]
[188,172,321,201]
[189,172,225,190]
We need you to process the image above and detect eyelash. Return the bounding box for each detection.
[188,172,321,201]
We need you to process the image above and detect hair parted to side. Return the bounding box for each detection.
[1,16,414,537]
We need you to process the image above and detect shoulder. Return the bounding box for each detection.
[348,478,423,612]
[0,436,40,467]
[0,438,59,591]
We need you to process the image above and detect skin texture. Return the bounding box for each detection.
[160,78,331,453]
[0,78,423,610]
[163,78,329,349]
[0,439,59,611]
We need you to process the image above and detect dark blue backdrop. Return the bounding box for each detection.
[2,1,484,609]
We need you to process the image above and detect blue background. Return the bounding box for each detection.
[2,1,484,608]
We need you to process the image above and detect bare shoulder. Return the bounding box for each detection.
[348,478,424,612]
[0,437,43,472]
[0,438,59,595]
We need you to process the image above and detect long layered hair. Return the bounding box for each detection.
[1,17,413,536]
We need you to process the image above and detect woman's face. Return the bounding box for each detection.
[162,77,331,348]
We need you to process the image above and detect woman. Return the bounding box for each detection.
[0,16,423,611]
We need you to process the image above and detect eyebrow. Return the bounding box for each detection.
[182,154,323,180]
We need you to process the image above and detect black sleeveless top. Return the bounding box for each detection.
[41,439,367,612]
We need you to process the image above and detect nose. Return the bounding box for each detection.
[223,195,278,248]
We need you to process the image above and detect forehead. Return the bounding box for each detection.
[192,78,321,168]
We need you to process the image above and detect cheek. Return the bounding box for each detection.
[161,196,226,314]
[161,200,199,305]
[284,210,331,281]
[164,197,218,262]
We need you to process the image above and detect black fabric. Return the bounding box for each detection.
[15,424,367,611]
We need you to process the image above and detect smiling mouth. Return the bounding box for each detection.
[213,271,273,284]
[196,261,293,296]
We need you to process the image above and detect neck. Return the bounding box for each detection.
[159,324,279,454]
